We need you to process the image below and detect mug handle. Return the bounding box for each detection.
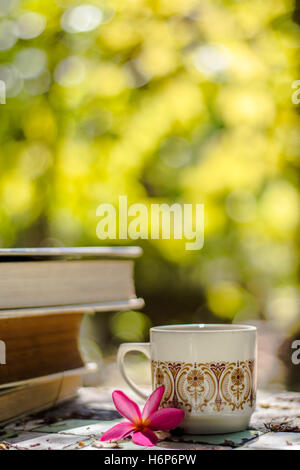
[117,342,151,400]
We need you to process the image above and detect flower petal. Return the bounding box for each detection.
[132,429,158,447]
[142,386,165,420]
[149,408,185,431]
[100,422,134,442]
[112,390,141,423]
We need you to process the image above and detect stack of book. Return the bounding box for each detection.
[0,246,143,423]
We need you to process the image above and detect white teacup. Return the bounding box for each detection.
[118,324,257,434]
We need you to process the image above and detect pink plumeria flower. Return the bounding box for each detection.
[100,386,184,447]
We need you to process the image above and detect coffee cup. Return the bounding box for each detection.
[117,324,257,434]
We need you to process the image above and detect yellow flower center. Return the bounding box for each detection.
[133,418,151,432]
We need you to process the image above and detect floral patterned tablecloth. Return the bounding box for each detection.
[0,388,299,450]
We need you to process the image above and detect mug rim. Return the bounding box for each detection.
[151,323,256,333]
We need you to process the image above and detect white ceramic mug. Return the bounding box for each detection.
[118,324,257,434]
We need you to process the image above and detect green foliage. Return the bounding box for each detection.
[0,0,299,331]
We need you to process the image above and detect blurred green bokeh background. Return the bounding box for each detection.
[0,0,299,388]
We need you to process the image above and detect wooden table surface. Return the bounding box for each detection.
[1,387,300,450]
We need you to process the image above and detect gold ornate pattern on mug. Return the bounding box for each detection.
[152,360,256,413]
